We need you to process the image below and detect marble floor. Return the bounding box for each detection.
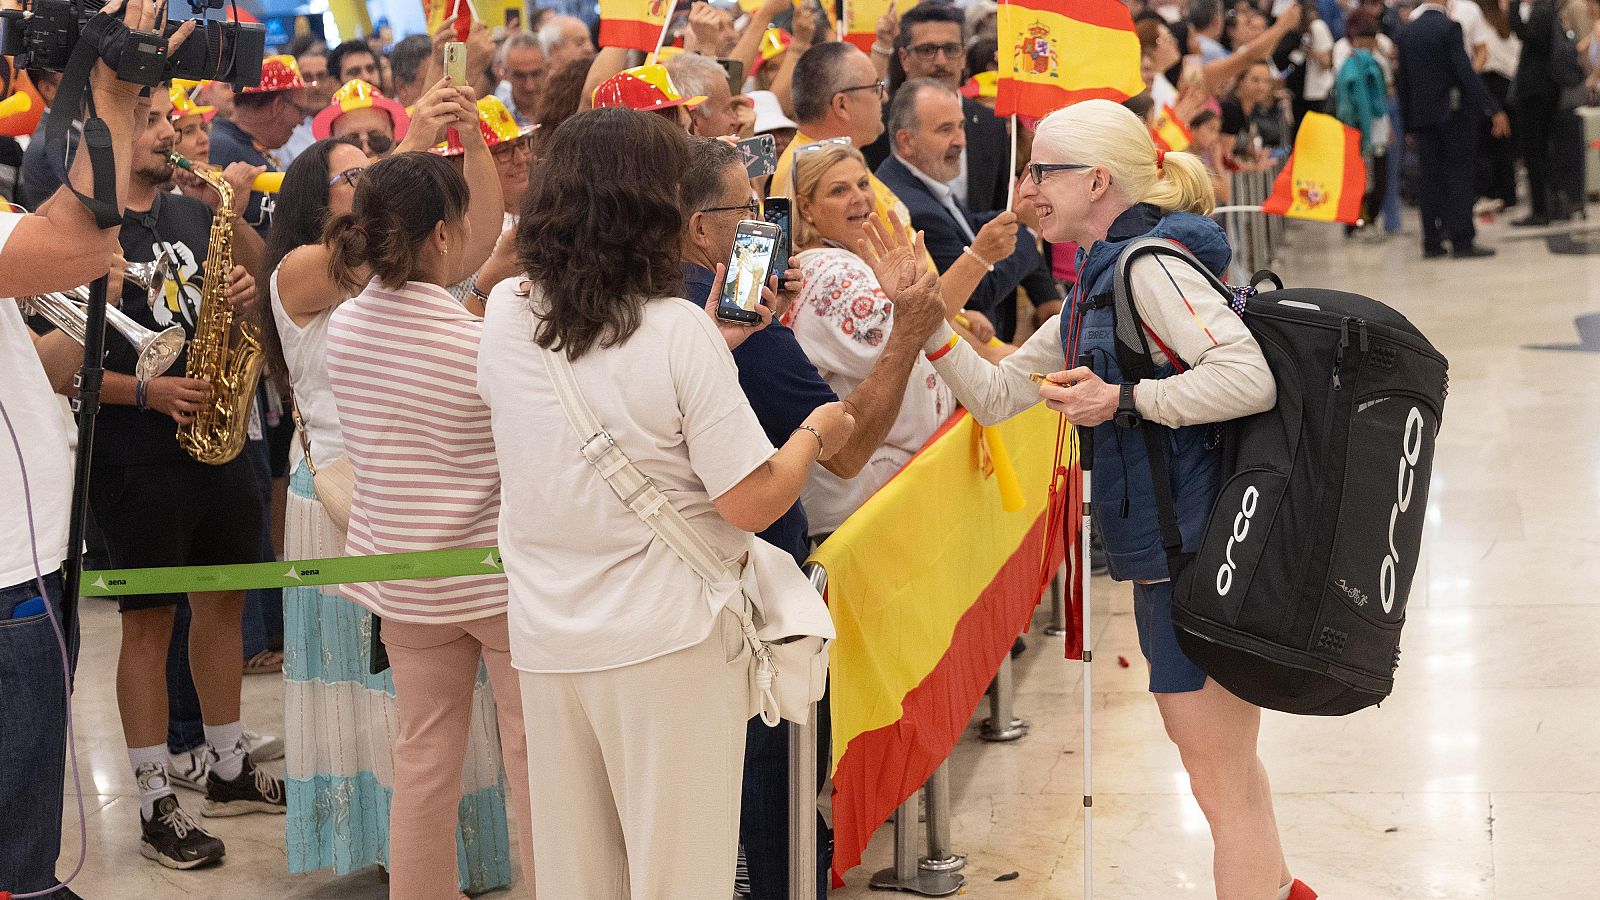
[46,213,1600,898]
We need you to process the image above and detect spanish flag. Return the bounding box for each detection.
[811,404,1069,881]
[995,0,1145,120]
[1152,103,1192,152]
[1262,111,1367,226]
[599,0,670,52]
[844,0,915,53]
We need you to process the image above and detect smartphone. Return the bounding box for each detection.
[718,220,782,324]
[737,134,777,178]
[444,40,467,85]
[762,197,791,282]
[716,57,745,94]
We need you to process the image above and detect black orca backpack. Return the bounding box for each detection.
[1110,239,1449,715]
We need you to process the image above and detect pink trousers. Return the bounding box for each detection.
[382,613,535,900]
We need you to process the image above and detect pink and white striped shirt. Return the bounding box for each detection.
[325,279,506,623]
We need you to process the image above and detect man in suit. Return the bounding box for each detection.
[877,79,1042,327]
[863,3,1011,213]
[1396,0,1510,258]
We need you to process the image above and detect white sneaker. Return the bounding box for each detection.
[167,731,282,791]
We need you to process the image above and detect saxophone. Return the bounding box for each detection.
[167,152,264,465]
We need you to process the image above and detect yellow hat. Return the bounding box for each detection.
[313,80,411,140]
[168,80,216,122]
[431,95,538,157]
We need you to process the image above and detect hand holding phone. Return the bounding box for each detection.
[717,220,782,324]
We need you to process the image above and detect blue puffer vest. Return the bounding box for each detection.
[1069,204,1232,583]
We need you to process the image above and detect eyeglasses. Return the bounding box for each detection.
[490,136,535,159]
[790,137,856,194]
[701,200,761,217]
[1027,162,1094,184]
[906,42,963,60]
[328,167,365,188]
[838,80,888,100]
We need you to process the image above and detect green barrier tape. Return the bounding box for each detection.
[80,547,504,597]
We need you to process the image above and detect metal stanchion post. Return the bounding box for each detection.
[868,795,963,895]
[919,761,965,875]
[979,654,1028,742]
[1044,563,1067,636]
[788,565,827,900]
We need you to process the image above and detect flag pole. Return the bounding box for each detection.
[649,7,672,61]
[1005,115,1018,213]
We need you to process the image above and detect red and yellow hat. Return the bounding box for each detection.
[168,80,216,122]
[312,80,412,141]
[591,64,706,113]
[752,28,791,74]
[240,55,306,94]
[431,95,538,157]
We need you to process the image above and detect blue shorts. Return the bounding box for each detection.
[1132,581,1208,694]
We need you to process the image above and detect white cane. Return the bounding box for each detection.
[1075,352,1096,899]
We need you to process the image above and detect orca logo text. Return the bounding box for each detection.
[1380,408,1425,613]
[1216,485,1260,596]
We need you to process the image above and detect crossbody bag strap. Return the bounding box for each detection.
[289,393,318,477]
[538,345,732,585]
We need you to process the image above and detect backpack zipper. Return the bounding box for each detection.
[1333,318,1351,390]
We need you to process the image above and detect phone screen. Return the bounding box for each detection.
[762,198,791,281]
[719,224,779,323]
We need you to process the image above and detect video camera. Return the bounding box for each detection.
[0,0,265,89]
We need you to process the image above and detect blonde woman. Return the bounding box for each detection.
[916,98,1314,900]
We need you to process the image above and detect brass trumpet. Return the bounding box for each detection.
[17,250,187,382]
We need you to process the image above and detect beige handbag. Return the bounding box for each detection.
[290,395,355,531]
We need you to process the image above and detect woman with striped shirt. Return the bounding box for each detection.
[322,142,535,899]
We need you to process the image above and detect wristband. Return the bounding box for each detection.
[926,333,959,362]
[794,424,824,457]
[135,378,148,411]
[871,42,894,56]
[963,245,995,272]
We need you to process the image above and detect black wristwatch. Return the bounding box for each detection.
[1114,383,1142,428]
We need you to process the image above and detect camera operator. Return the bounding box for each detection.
[0,2,195,894]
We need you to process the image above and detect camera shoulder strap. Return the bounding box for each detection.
[43,12,123,229]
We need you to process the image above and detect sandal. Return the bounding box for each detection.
[244,649,283,675]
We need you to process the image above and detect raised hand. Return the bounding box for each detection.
[856,210,925,300]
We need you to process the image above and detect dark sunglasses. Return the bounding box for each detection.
[1027,162,1094,185]
[346,130,394,156]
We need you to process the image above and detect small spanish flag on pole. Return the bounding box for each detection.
[600,0,672,52]
[1262,111,1367,226]
[994,0,1145,120]
[1151,103,1191,152]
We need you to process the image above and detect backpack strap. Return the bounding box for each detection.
[1110,238,1235,581]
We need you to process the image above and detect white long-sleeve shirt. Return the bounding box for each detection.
[920,252,1276,428]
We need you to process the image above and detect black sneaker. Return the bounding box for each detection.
[202,750,287,817]
[140,793,225,870]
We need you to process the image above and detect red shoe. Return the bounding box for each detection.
[1288,880,1318,900]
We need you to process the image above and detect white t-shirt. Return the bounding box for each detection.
[479,285,777,673]
[0,213,75,586]
[1481,25,1521,79]
[787,248,953,535]
[1303,19,1337,102]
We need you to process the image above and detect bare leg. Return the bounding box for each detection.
[1154,678,1290,900]
[186,590,245,726]
[116,606,178,748]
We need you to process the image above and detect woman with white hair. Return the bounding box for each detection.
[915,98,1314,900]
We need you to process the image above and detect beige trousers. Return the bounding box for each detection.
[383,613,535,900]
[518,608,751,899]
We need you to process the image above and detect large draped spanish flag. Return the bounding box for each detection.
[599,0,670,52]
[994,0,1144,119]
[812,404,1072,880]
[1262,111,1367,225]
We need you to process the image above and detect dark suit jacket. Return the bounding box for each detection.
[862,97,1012,213]
[874,154,1041,324]
[1396,7,1499,130]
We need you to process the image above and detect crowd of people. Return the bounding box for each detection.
[0,0,1596,898]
